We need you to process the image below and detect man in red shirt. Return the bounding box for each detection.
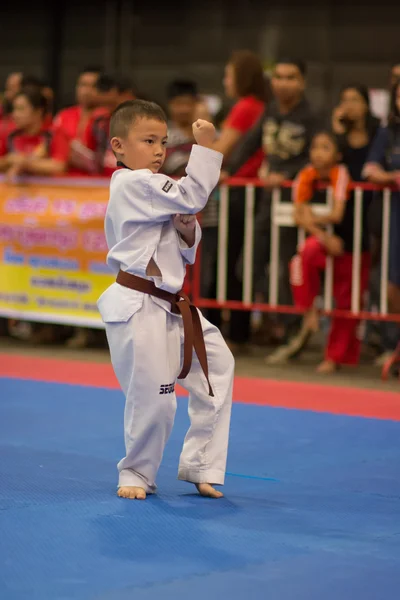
[53,66,102,174]
[82,74,137,176]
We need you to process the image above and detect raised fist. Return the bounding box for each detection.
[192,119,216,149]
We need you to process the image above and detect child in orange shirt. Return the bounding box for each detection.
[277,131,370,373]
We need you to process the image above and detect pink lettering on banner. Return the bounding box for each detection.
[82,230,108,253]
[79,202,107,221]
[4,195,48,215]
[0,224,78,251]
[52,199,77,216]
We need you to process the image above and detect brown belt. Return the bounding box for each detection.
[116,270,213,397]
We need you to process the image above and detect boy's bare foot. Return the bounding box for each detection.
[117,486,146,500]
[316,359,338,374]
[195,483,224,498]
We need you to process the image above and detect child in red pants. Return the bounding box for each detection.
[269,131,370,373]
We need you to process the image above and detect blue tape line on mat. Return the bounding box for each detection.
[226,472,279,482]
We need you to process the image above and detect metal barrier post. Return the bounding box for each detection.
[242,185,255,305]
[217,185,229,303]
[351,187,363,314]
[380,188,391,315]
[269,187,281,307]
[324,187,334,312]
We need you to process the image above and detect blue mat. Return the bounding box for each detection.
[0,378,399,600]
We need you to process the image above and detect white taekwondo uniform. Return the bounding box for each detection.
[97,145,234,492]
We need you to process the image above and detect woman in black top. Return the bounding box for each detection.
[331,85,380,256]
[332,84,380,181]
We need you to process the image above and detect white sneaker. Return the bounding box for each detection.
[265,326,313,365]
[374,351,395,367]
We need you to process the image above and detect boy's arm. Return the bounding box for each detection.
[294,203,343,255]
[293,167,326,235]
[312,165,350,225]
[119,144,223,223]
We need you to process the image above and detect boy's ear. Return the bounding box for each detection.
[111,136,123,155]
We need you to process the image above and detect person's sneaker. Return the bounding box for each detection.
[374,350,395,367]
[66,328,91,349]
[265,326,313,365]
[8,320,34,341]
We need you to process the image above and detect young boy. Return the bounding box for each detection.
[267,131,370,373]
[97,100,234,500]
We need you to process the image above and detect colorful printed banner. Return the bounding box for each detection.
[0,177,113,327]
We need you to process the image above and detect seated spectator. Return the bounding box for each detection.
[162,79,198,176]
[210,50,267,352]
[0,72,23,135]
[364,80,400,317]
[268,131,370,373]
[20,75,54,127]
[0,88,68,178]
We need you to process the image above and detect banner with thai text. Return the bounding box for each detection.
[0,177,113,327]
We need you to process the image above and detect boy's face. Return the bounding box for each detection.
[111,117,168,173]
[310,134,338,171]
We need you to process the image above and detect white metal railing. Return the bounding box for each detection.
[197,181,397,324]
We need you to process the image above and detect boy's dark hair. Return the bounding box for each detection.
[14,88,48,115]
[96,73,118,93]
[110,99,167,139]
[97,73,137,95]
[276,58,307,77]
[81,66,102,76]
[21,75,46,90]
[167,79,198,100]
[229,50,268,102]
[117,75,136,94]
[312,129,340,150]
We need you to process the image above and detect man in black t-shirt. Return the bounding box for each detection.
[227,59,319,340]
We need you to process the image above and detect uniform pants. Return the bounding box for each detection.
[104,295,234,492]
[290,236,370,365]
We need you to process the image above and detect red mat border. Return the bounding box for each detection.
[1,353,399,421]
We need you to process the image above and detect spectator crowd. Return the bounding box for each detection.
[0,54,399,375]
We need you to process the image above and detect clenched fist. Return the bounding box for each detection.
[192,119,216,149]
[173,214,197,248]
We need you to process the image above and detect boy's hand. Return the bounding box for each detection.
[173,214,197,247]
[192,119,216,149]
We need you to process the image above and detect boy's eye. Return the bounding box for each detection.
[145,139,154,145]
[162,140,168,146]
